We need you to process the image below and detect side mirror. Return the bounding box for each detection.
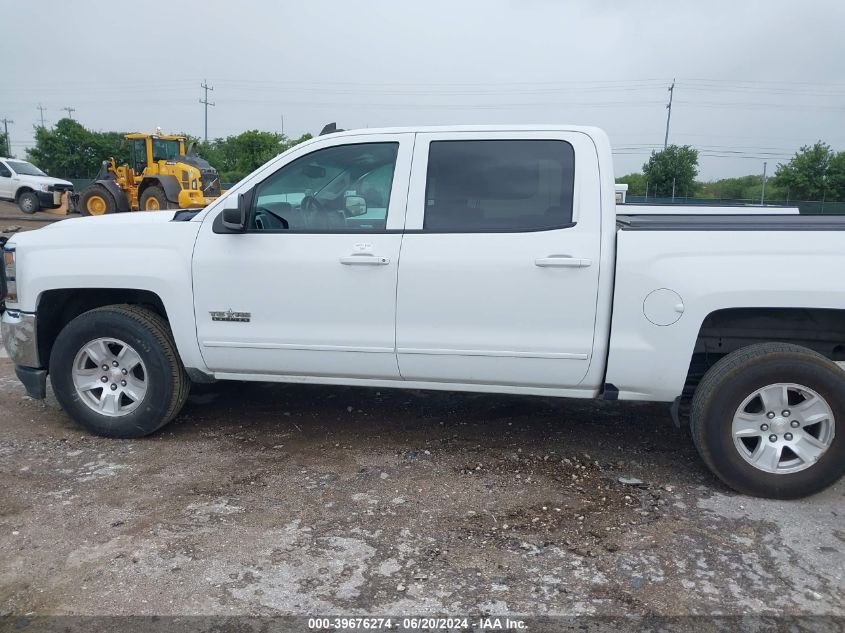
[345,195,367,217]
[221,192,248,232]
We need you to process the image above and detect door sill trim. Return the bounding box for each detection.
[397,347,589,360]
[211,371,599,398]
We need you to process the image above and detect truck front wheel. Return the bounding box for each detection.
[18,191,40,214]
[691,342,844,499]
[49,305,190,438]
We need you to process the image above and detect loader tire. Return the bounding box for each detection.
[49,304,191,438]
[80,185,116,216]
[139,186,175,211]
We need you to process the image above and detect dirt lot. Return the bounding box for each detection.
[0,355,843,620]
[0,200,69,237]
[0,199,843,622]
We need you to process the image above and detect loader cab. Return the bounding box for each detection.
[129,138,148,175]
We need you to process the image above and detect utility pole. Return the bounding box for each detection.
[672,177,676,202]
[62,106,75,120]
[200,79,215,142]
[760,162,767,205]
[280,114,285,137]
[1,118,12,156]
[37,104,47,128]
[663,78,675,149]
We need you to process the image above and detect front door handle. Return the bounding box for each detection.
[535,255,592,268]
[340,254,390,265]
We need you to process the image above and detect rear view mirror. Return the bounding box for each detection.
[344,195,367,217]
[221,193,248,232]
[303,164,326,179]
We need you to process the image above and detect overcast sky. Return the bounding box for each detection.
[3,0,844,179]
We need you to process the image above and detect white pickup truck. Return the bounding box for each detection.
[2,125,844,499]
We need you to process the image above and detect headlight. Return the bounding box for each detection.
[40,184,50,192]
[3,248,17,303]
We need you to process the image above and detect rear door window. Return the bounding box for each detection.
[423,140,575,231]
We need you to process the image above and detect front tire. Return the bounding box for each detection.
[18,191,40,214]
[139,186,175,211]
[79,185,116,216]
[49,305,190,438]
[691,343,844,499]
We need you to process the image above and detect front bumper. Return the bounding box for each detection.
[36,190,69,209]
[1,310,40,367]
[1,310,46,399]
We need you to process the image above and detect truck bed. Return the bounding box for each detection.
[616,214,845,231]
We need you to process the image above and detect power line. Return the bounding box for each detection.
[37,104,46,128]
[62,106,75,119]
[200,79,215,142]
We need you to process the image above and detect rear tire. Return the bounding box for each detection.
[18,191,40,214]
[139,186,175,211]
[691,343,844,499]
[79,185,116,216]
[49,305,190,438]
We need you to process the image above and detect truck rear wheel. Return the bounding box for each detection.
[80,185,116,216]
[139,186,175,211]
[690,343,844,499]
[49,305,190,438]
[18,191,40,214]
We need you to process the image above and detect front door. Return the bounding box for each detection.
[192,133,413,379]
[396,131,603,388]
[0,161,13,199]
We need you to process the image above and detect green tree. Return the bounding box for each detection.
[773,142,834,201]
[616,172,646,196]
[824,150,845,201]
[27,118,129,178]
[197,130,312,183]
[642,145,699,198]
[0,133,9,157]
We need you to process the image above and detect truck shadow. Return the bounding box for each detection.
[173,379,716,491]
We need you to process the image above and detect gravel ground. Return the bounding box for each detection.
[0,200,69,238]
[0,357,843,619]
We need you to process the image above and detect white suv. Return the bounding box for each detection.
[0,158,74,214]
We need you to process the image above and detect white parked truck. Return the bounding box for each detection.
[0,157,74,214]
[2,125,844,499]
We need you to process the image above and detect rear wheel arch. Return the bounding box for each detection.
[675,307,845,425]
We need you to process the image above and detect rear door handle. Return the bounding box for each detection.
[340,254,390,265]
[535,255,592,268]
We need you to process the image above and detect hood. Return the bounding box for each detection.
[14,174,73,188]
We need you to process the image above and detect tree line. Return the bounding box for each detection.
[618,142,845,202]
[25,119,312,183]
[19,119,845,202]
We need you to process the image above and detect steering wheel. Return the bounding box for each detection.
[254,206,289,230]
[301,195,324,212]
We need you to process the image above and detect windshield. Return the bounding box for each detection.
[151,139,181,162]
[7,160,46,177]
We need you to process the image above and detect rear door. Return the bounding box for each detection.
[396,131,603,388]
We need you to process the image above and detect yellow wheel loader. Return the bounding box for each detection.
[77,132,223,216]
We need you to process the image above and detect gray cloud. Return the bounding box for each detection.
[2,0,843,179]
